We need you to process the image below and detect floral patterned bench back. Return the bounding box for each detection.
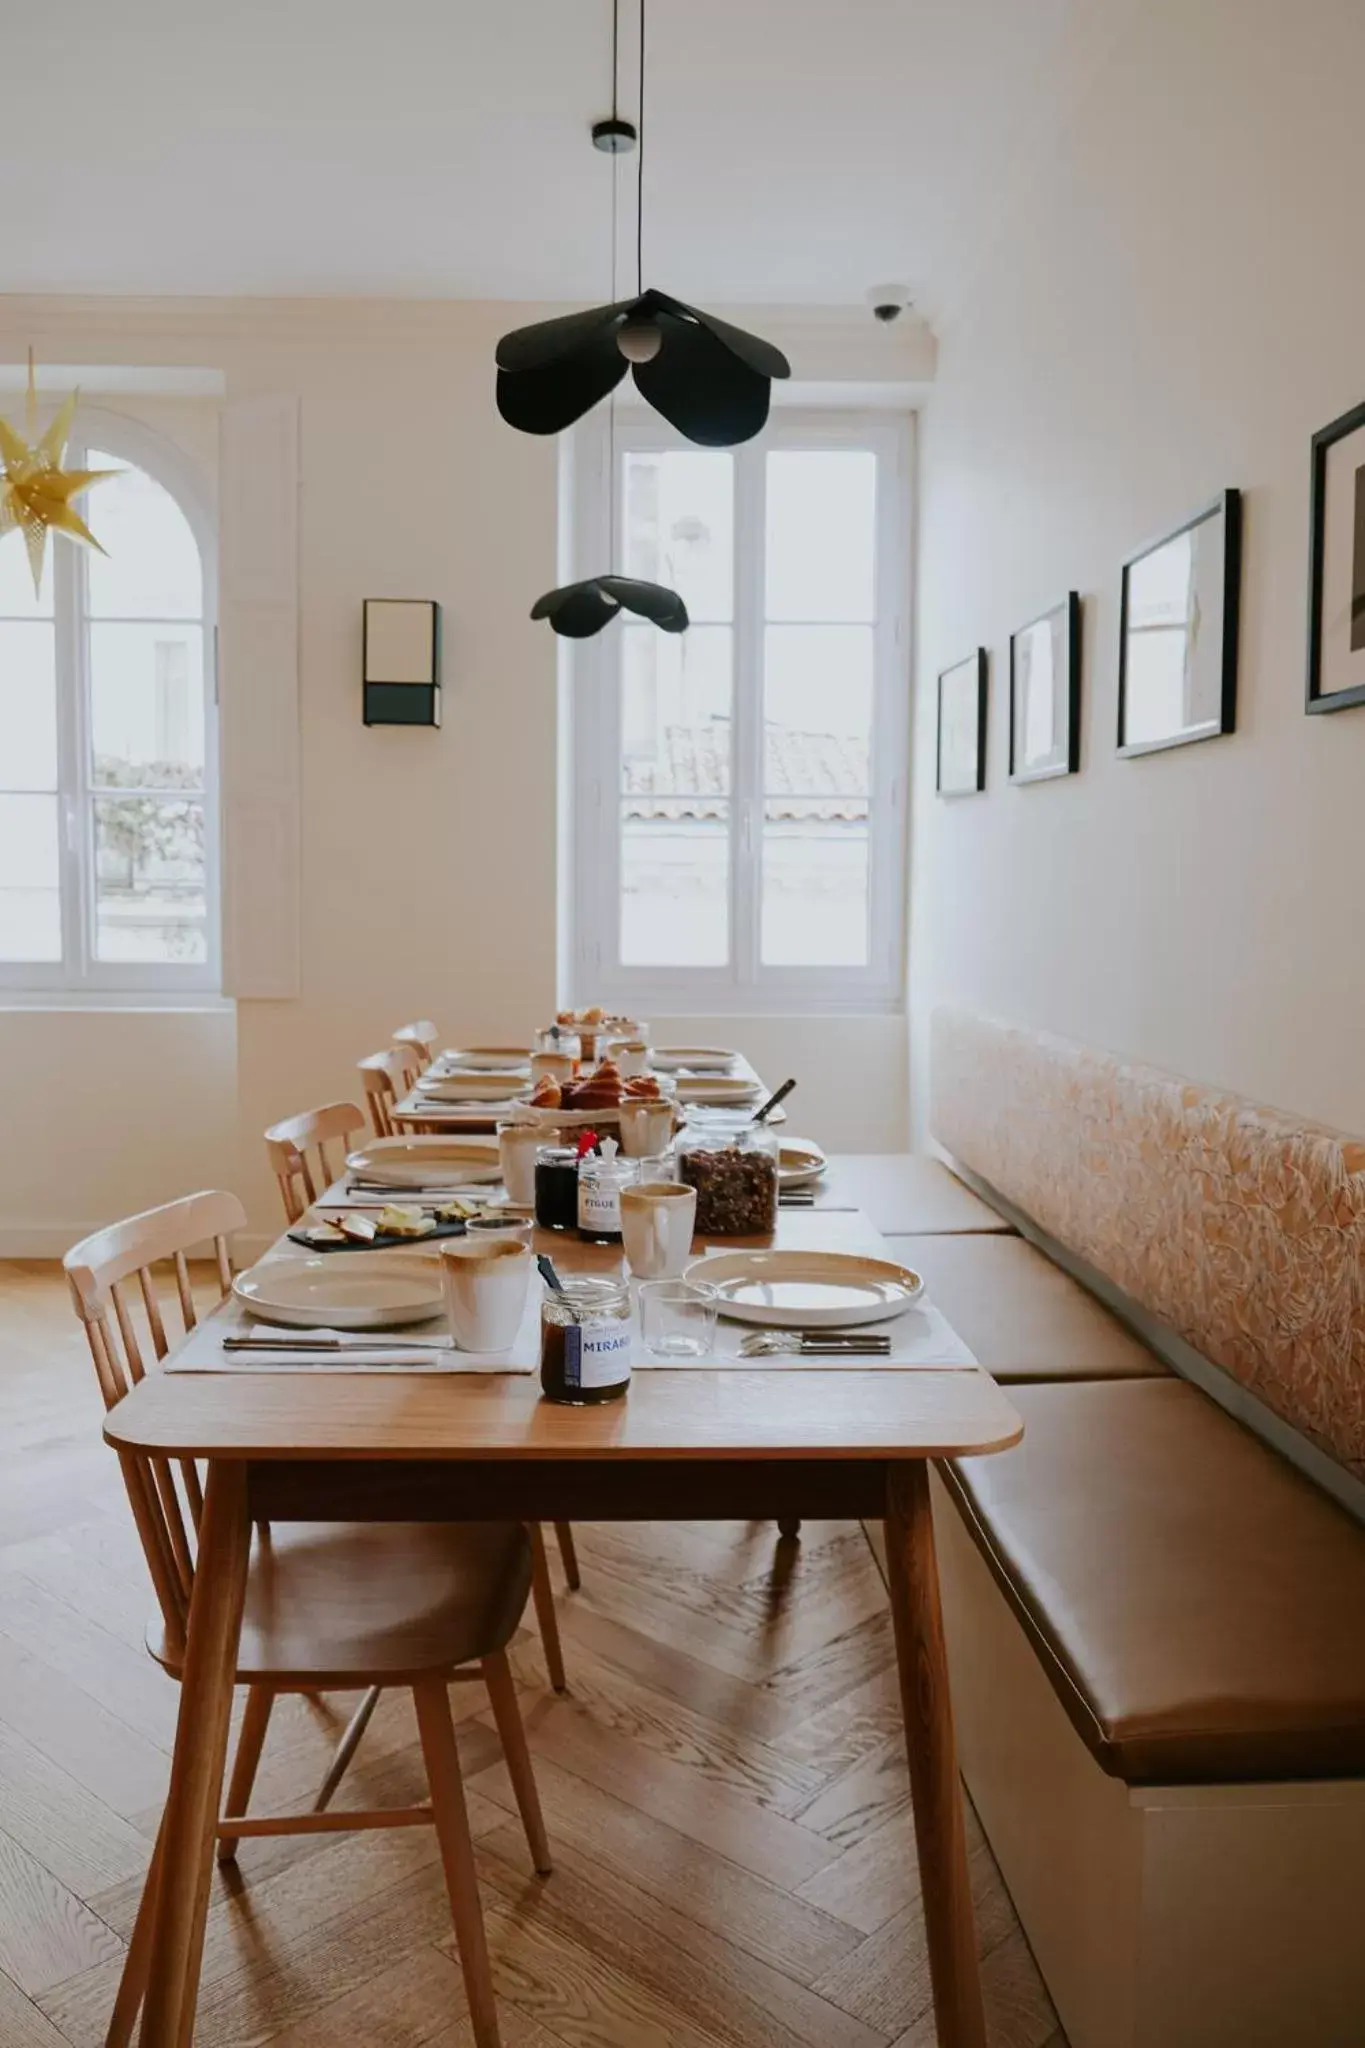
[930,1006,1365,1480]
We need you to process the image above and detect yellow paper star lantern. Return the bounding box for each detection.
[0,351,119,595]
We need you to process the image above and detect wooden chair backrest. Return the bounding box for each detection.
[264,1101,368,1223]
[358,1047,420,1137]
[393,1020,439,1073]
[63,1190,246,1657]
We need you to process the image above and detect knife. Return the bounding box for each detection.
[223,1332,455,1352]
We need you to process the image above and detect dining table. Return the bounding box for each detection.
[105,1180,1023,2048]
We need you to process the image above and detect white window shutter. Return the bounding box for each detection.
[218,394,301,998]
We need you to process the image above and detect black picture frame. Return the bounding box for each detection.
[936,650,988,796]
[1009,592,1081,783]
[1117,488,1241,758]
[362,598,443,727]
[1307,398,1365,713]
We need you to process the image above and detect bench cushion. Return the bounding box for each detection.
[942,1379,1365,1783]
[884,1233,1166,1382]
[822,1154,1012,1235]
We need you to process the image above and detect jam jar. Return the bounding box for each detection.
[576,1138,639,1245]
[534,1144,580,1232]
[539,1276,632,1404]
[675,1113,780,1235]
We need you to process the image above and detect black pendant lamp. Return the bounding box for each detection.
[528,0,688,639]
[498,0,790,449]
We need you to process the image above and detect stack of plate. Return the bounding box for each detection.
[345,1137,502,1188]
[439,1046,531,1073]
[418,1072,531,1104]
[234,1251,445,1328]
[684,1250,923,1327]
[672,1075,763,1108]
[778,1139,827,1189]
[651,1046,738,1074]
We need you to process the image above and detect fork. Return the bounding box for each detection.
[739,1329,893,1357]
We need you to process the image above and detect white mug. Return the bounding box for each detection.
[620,1180,697,1279]
[618,1098,675,1158]
[498,1122,541,1206]
[440,1237,531,1352]
[465,1211,534,1250]
[529,1050,575,1089]
[613,1038,650,1078]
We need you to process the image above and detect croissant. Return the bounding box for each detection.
[529,1076,562,1108]
[624,1075,663,1100]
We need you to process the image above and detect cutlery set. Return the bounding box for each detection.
[738,1329,893,1357]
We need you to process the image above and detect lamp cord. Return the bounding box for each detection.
[636,0,645,296]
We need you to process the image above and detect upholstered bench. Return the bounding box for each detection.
[919,1006,1365,2048]
[884,1232,1164,1381]
[822,1153,1013,1234]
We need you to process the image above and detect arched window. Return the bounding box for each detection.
[0,405,218,995]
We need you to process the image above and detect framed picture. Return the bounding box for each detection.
[363,598,442,726]
[1010,593,1080,782]
[936,650,988,796]
[1307,399,1365,712]
[1117,489,1241,757]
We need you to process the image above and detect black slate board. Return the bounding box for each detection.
[287,1218,469,1253]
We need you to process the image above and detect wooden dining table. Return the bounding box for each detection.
[104,1201,1023,2047]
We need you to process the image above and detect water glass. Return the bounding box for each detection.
[639,1278,720,1360]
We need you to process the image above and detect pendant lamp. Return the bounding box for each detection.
[529,0,688,639]
[498,0,789,449]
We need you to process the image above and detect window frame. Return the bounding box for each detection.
[0,404,220,999]
[569,406,911,1017]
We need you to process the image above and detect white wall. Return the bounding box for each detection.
[910,0,1365,1140]
[0,300,923,1249]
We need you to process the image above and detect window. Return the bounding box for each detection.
[570,411,909,1013]
[0,408,218,997]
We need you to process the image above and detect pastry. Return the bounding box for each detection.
[624,1074,663,1100]
[529,1075,563,1108]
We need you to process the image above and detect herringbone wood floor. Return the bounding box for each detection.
[0,1260,1064,2048]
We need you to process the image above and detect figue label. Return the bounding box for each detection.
[563,1319,632,1390]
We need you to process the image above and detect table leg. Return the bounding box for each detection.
[139,1458,251,2046]
[884,1461,986,2048]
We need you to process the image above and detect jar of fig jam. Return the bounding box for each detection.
[539,1277,632,1404]
[534,1145,579,1232]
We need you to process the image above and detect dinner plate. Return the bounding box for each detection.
[673,1075,763,1106]
[779,1139,828,1189]
[440,1046,531,1072]
[685,1250,924,1328]
[345,1137,502,1188]
[419,1073,533,1102]
[651,1046,738,1073]
[233,1251,445,1329]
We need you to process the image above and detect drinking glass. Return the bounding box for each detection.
[639,1278,720,1359]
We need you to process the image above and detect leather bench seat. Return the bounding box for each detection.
[822,1153,1012,1235]
[884,1233,1166,1381]
[941,1379,1365,1783]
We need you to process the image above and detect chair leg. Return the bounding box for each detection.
[528,1525,567,1694]
[313,1684,383,1813]
[106,1811,166,2047]
[482,1651,551,1876]
[216,1684,274,1865]
[413,1678,502,2048]
[553,1520,581,1590]
[778,1518,802,1540]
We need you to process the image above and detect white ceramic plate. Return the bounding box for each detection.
[234,1251,445,1329]
[673,1075,763,1106]
[779,1139,828,1189]
[345,1137,502,1187]
[685,1250,924,1328]
[440,1046,531,1072]
[651,1046,738,1073]
[419,1073,532,1102]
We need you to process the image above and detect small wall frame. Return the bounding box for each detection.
[1010,593,1081,783]
[937,650,988,796]
[363,599,442,726]
[1307,399,1365,713]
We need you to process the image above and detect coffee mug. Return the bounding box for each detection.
[620,1180,697,1279]
[498,1122,541,1205]
[465,1211,534,1250]
[440,1237,531,1352]
[529,1050,575,1089]
[613,1038,650,1078]
[618,1097,675,1158]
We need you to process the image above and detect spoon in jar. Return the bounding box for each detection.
[751,1078,796,1125]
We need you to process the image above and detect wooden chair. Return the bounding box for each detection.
[393,1019,440,1072]
[359,1045,423,1137]
[65,1192,551,2048]
[264,1101,369,1223]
